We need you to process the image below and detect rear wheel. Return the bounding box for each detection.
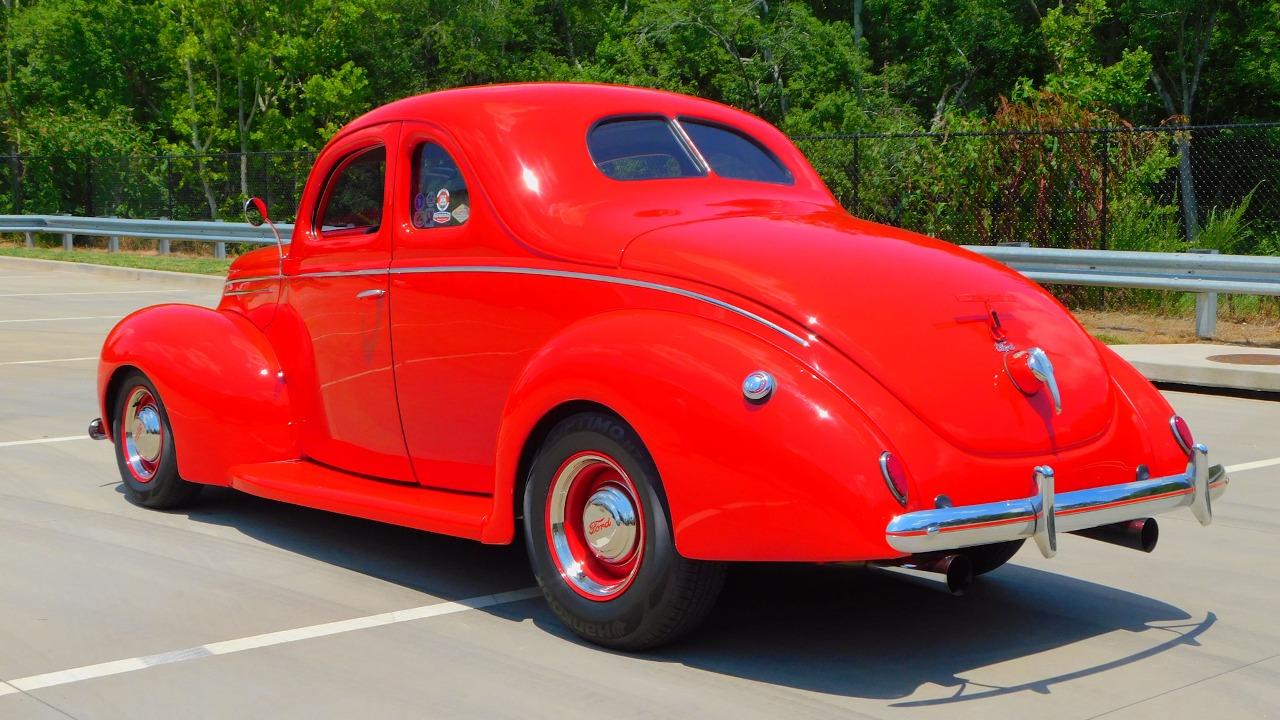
[111,370,202,509]
[961,539,1025,576]
[523,411,725,650]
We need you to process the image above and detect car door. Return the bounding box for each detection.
[388,122,526,494]
[283,122,414,482]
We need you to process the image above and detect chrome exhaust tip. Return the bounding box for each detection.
[88,417,107,441]
[1070,518,1159,553]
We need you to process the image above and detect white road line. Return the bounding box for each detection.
[0,587,540,698]
[1224,456,1280,474]
[0,315,119,324]
[0,356,96,366]
[0,290,194,298]
[0,436,87,448]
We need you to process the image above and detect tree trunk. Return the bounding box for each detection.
[1176,135,1198,241]
[852,0,864,43]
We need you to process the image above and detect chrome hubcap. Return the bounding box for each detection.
[582,486,638,562]
[546,453,645,601]
[122,387,164,483]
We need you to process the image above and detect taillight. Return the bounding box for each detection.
[879,451,909,507]
[1171,415,1194,456]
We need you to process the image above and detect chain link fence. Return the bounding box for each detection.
[793,122,1280,256]
[1,123,1277,256]
[0,152,316,223]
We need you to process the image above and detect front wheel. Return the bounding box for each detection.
[523,412,725,650]
[111,370,202,509]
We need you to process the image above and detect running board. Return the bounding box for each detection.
[228,460,490,540]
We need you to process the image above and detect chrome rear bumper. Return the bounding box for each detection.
[885,445,1227,558]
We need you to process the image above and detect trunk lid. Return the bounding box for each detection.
[621,210,1114,456]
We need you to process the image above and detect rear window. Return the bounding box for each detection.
[679,119,793,184]
[587,118,703,181]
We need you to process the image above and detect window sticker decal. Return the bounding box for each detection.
[435,188,450,211]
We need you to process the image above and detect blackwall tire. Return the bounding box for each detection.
[111,370,202,509]
[523,411,725,650]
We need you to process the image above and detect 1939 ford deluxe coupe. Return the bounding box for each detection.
[91,83,1228,649]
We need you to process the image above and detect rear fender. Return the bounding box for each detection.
[98,304,298,486]
[486,309,905,561]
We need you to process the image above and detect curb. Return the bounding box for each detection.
[1110,344,1280,393]
[0,256,224,291]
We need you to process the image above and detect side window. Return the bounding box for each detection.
[318,146,386,233]
[411,143,470,228]
[587,118,703,180]
[679,119,794,184]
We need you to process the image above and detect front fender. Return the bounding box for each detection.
[98,304,298,486]
[487,309,907,561]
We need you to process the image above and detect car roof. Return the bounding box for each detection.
[329,83,838,266]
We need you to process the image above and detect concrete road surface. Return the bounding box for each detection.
[1,260,1277,719]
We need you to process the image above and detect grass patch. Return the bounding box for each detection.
[0,245,230,275]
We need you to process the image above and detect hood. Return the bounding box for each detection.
[621,210,1114,456]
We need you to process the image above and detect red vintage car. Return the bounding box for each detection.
[92,83,1227,649]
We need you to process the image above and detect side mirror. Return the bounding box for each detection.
[244,197,270,227]
[244,196,285,274]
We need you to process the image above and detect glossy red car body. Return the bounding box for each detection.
[97,83,1203,564]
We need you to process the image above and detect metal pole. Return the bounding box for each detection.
[62,232,73,251]
[1188,248,1219,339]
[851,136,861,217]
[1099,130,1110,251]
[85,156,95,216]
[23,231,33,248]
[7,154,19,214]
[108,215,119,252]
[166,157,175,220]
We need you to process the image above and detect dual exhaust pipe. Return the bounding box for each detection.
[873,517,1159,595]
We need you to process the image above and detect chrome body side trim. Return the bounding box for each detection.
[222,287,274,297]
[220,265,805,345]
[223,274,284,285]
[387,265,810,346]
[885,445,1227,555]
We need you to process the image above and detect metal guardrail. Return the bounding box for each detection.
[3,215,1277,338]
[965,244,1280,337]
[0,214,292,259]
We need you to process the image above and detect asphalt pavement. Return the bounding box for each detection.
[1,258,1277,720]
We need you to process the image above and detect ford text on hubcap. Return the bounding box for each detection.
[122,387,164,483]
[546,452,645,600]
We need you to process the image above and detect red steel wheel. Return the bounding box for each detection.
[111,370,202,509]
[120,386,165,484]
[523,411,726,650]
[545,452,646,601]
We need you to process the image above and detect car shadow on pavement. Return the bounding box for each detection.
[644,563,1214,703]
[163,486,1212,703]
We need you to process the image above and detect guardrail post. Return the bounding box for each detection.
[213,219,226,259]
[157,216,170,255]
[1188,248,1219,339]
[62,232,73,251]
[23,232,34,249]
[107,215,119,253]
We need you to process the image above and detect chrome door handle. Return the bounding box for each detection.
[355,288,386,300]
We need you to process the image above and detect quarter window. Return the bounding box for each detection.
[318,146,386,232]
[679,119,793,184]
[587,118,703,181]
[411,143,470,228]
